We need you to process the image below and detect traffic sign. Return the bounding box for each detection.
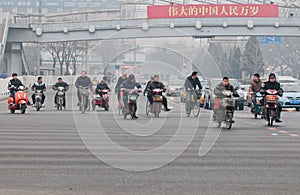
[115,65,120,70]
[257,36,281,44]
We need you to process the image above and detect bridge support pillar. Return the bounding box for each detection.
[4,43,24,76]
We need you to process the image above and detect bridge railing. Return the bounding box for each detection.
[0,13,10,61]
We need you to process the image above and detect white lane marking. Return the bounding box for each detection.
[289,134,299,137]
[271,133,278,136]
[279,130,288,134]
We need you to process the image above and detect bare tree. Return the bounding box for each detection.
[43,41,85,75]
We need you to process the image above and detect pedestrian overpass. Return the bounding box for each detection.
[1,16,300,75]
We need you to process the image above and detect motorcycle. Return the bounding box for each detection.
[78,86,90,113]
[8,86,29,114]
[92,89,110,111]
[55,86,66,111]
[214,90,236,129]
[146,88,163,118]
[251,92,263,119]
[262,89,278,126]
[121,88,142,119]
[33,89,44,111]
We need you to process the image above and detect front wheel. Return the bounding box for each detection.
[145,100,151,116]
[21,104,26,114]
[192,102,200,117]
[267,110,274,126]
[81,96,86,113]
[92,100,96,111]
[104,101,109,111]
[225,112,233,129]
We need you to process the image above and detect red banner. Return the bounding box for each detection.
[147,4,278,19]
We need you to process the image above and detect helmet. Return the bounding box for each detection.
[128,74,135,80]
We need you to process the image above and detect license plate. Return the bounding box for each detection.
[290,100,299,105]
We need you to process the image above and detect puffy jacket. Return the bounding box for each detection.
[8,79,24,91]
[120,78,141,90]
[184,76,202,91]
[53,82,69,91]
[147,81,166,95]
[214,82,239,98]
[75,76,93,89]
[31,82,46,91]
[96,83,110,92]
[249,79,262,93]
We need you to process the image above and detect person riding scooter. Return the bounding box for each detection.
[31,77,46,107]
[7,73,25,105]
[249,73,263,113]
[120,74,142,119]
[213,77,239,121]
[261,73,283,123]
[96,79,110,97]
[52,77,69,108]
[146,75,170,111]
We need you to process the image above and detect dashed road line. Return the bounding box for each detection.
[289,134,299,137]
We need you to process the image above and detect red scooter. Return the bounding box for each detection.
[92,89,110,111]
[7,86,29,114]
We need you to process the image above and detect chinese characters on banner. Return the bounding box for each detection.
[147,4,278,19]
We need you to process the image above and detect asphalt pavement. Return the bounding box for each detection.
[0,89,299,195]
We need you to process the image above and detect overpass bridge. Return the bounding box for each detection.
[1,16,300,75]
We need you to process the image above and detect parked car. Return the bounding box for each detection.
[203,78,245,110]
[279,83,300,111]
[166,80,184,96]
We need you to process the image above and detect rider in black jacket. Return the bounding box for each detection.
[184,72,202,114]
[31,77,46,106]
[52,77,69,107]
[120,74,141,119]
[8,73,24,98]
[96,80,110,97]
[262,73,283,123]
[146,75,170,111]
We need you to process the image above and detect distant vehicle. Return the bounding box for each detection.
[166,80,183,96]
[278,76,297,83]
[279,83,300,111]
[203,78,244,110]
[240,85,251,106]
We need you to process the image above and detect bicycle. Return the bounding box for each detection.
[186,90,201,117]
[78,86,90,113]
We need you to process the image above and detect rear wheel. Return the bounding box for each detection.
[254,114,258,119]
[10,109,15,114]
